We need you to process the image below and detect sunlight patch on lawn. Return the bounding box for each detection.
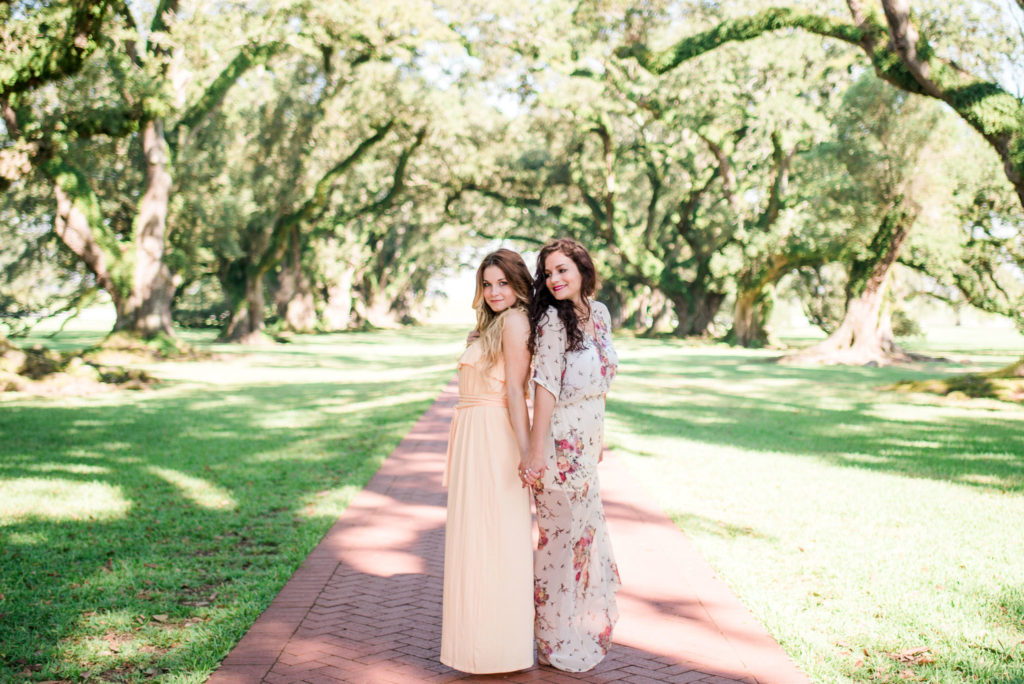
[838,452,892,464]
[255,410,322,430]
[245,449,333,464]
[23,463,111,475]
[146,466,236,510]
[148,360,454,386]
[957,473,1014,487]
[0,478,130,522]
[882,438,945,450]
[315,391,439,415]
[6,531,46,544]
[685,413,733,425]
[298,484,363,518]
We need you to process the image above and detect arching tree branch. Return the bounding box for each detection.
[616,4,1024,208]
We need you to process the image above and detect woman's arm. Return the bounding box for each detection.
[502,311,532,466]
[526,385,555,482]
[523,310,565,487]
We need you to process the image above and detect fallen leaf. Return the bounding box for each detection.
[152,614,168,623]
[890,646,932,665]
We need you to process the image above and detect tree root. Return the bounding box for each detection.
[886,373,1024,403]
[85,331,201,364]
[0,338,157,396]
[777,344,947,367]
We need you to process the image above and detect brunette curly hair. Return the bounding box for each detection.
[528,238,598,356]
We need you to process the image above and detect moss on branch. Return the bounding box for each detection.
[172,41,285,140]
[615,8,865,75]
[617,6,1024,203]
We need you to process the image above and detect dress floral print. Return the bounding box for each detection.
[532,302,620,672]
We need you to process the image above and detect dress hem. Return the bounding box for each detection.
[439,657,535,675]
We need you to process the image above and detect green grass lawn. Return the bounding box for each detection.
[606,329,1024,683]
[3,317,1023,683]
[0,324,465,683]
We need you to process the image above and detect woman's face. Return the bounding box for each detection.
[544,250,582,304]
[481,264,516,313]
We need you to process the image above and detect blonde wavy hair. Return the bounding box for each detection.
[472,249,533,385]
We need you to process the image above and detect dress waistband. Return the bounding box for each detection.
[455,393,507,409]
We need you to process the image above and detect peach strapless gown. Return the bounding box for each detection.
[440,342,533,673]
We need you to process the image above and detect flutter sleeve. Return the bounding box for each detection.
[531,307,566,400]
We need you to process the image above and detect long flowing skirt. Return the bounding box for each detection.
[441,404,533,673]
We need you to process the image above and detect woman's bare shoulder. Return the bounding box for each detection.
[501,308,530,336]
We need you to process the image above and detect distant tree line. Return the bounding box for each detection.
[1,0,1021,367]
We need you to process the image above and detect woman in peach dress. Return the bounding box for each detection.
[441,249,534,673]
[520,238,620,672]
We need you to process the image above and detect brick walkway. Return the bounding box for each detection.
[208,383,810,684]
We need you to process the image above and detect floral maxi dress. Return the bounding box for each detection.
[531,302,620,672]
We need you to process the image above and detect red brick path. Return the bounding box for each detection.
[208,383,810,684]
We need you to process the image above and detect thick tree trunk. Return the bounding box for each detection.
[729,285,775,347]
[359,293,397,328]
[114,119,175,337]
[786,284,906,365]
[219,259,267,343]
[783,203,918,365]
[321,268,354,331]
[642,302,670,336]
[280,278,316,333]
[50,142,175,341]
[727,251,820,347]
[670,289,726,337]
[275,230,317,333]
[633,290,670,335]
[225,273,266,343]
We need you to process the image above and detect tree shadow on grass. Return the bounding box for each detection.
[609,352,1024,493]
[0,369,452,681]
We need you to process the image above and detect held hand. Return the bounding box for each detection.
[518,455,547,489]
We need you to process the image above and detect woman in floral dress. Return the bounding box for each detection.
[520,238,620,673]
